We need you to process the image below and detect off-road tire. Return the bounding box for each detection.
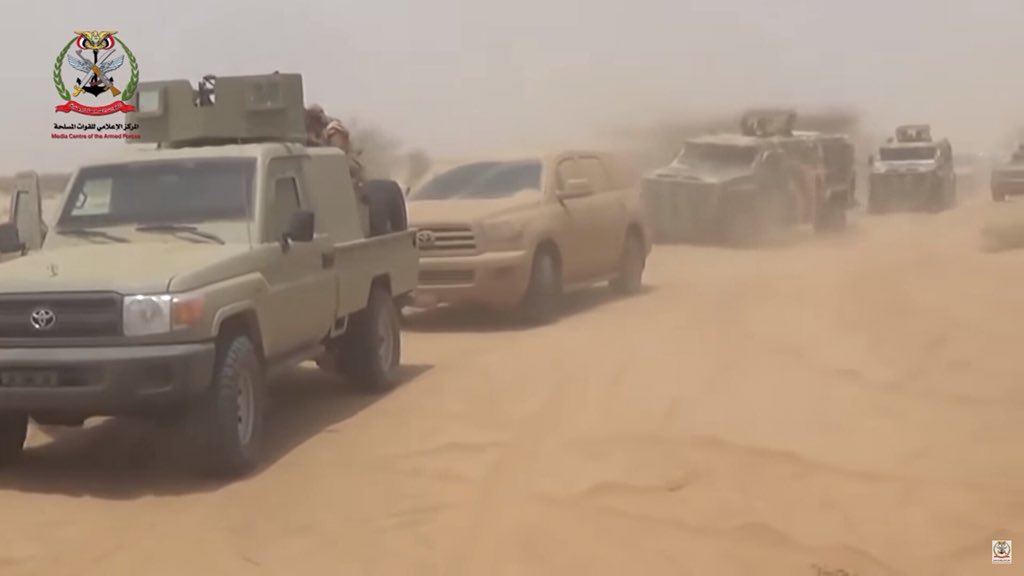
[0,414,28,467]
[339,286,402,393]
[192,335,266,478]
[814,193,847,234]
[522,249,561,324]
[610,232,645,294]
[363,179,408,237]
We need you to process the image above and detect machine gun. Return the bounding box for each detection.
[740,108,797,138]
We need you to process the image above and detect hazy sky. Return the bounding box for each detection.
[6,0,1024,172]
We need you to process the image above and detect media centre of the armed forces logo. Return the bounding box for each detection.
[51,31,142,140]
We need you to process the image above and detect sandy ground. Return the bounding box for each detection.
[0,187,1022,576]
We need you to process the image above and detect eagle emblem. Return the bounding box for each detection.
[53,30,139,116]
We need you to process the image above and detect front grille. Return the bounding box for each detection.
[0,293,122,339]
[642,177,718,241]
[417,226,477,253]
[419,269,475,286]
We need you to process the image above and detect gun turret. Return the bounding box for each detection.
[124,72,306,148]
[740,108,797,137]
[894,124,932,143]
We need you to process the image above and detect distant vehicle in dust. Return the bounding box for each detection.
[640,109,848,245]
[867,124,956,213]
[989,144,1024,202]
[954,151,989,196]
[406,151,651,324]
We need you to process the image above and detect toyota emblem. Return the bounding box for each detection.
[29,307,57,331]
[416,230,436,247]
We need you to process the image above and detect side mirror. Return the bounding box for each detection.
[284,210,315,243]
[559,178,595,199]
[0,222,24,255]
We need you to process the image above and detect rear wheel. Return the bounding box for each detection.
[610,232,645,294]
[339,286,402,393]
[814,192,847,234]
[0,414,28,468]
[522,249,561,324]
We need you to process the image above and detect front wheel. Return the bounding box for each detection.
[192,334,267,478]
[610,232,646,294]
[522,250,562,324]
[0,414,28,468]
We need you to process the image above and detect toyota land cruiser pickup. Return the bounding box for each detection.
[0,73,417,477]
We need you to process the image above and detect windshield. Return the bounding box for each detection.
[58,158,256,229]
[412,160,542,200]
[878,146,938,162]
[674,143,759,169]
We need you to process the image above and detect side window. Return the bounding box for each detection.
[578,157,611,192]
[271,177,301,238]
[555,158,585,191]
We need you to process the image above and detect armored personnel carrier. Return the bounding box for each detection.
[0,73,418,477]
[641,109,847,244]
[868,124,956,213]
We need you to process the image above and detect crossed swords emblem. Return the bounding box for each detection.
[66,45,125,98]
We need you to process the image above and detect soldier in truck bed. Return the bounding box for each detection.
[305,104,365,186]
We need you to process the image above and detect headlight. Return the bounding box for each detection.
[123,294,204,336]
[480,220,524,245]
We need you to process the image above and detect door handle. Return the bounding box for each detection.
[321,252,335,269]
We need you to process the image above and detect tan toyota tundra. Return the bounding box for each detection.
[406,151,651,322]
[0,73,417,477]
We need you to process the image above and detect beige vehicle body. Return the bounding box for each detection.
[0,143,416,391]
[407,151,651,312]
[0,73,417,475]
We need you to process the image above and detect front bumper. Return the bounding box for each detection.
[0,342,216,416]
[412,250,533,309]
[641,179,721,243]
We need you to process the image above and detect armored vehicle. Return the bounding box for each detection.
[868,124,956,213]
[990,144,1024,202]
[0,73,418,477]
[406,151,650,323]
[641,109,847,245]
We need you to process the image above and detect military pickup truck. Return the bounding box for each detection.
[642,109,847,245]
[406,151,650,323]
[867,124,957,213]
[0,73,417,477]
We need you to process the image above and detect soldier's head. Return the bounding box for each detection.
[306,104,327,129]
